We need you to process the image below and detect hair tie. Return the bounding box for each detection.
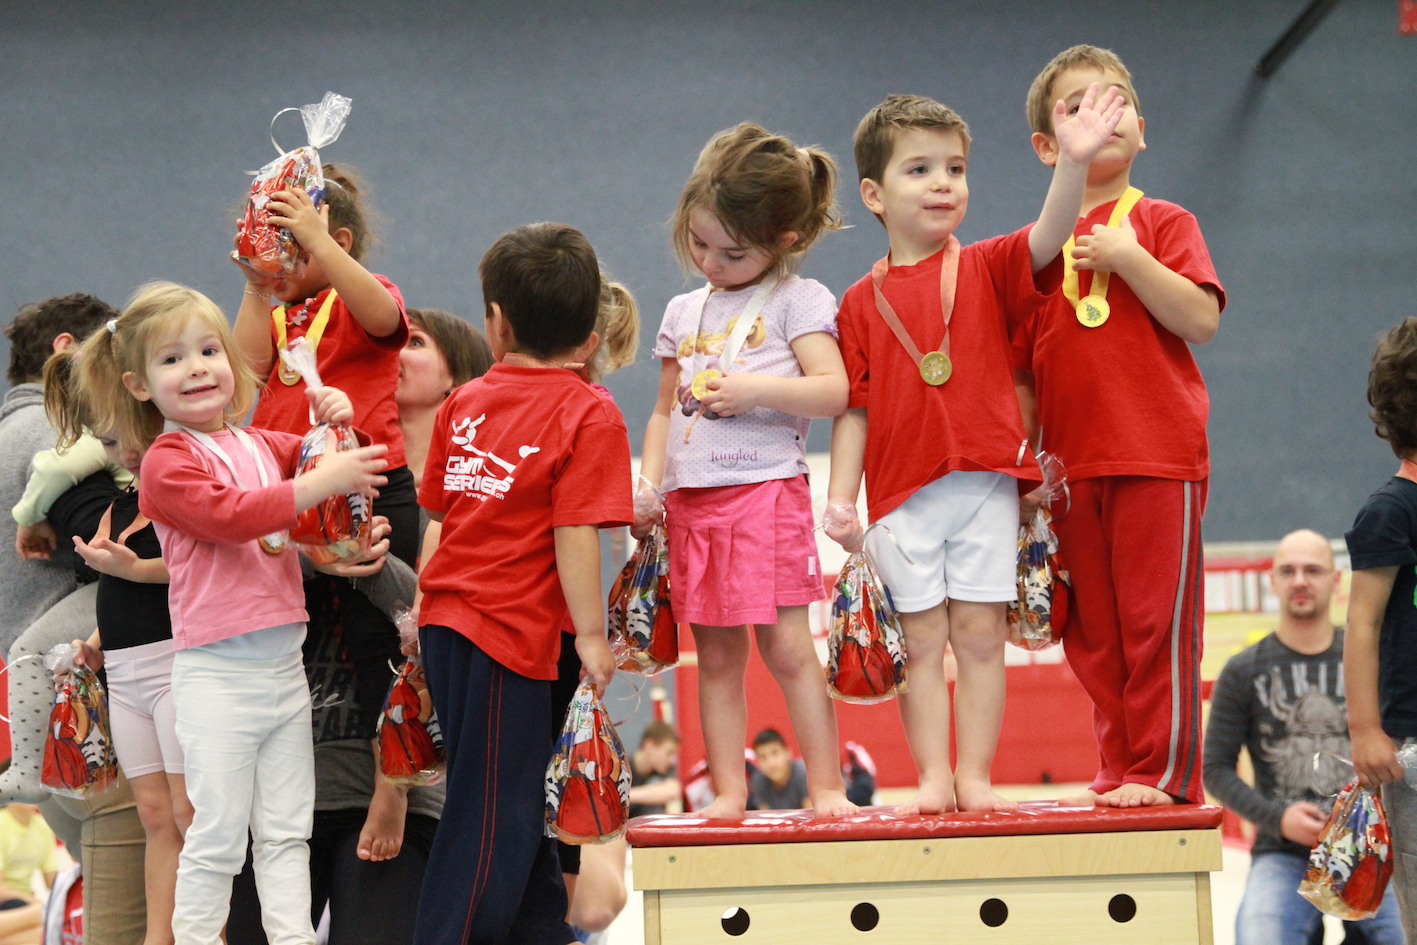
[105,319,118,335]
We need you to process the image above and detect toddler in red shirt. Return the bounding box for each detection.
[413,224,633,945]
[1018,46,1226,807]
[825,91,1124,814]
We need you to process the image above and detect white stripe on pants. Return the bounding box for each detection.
[170,646,315,945]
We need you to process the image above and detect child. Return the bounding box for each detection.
[413,223,632,945]
[749,728,809,811]
[1347,316,1417,939]
[38,344,186,945]
[232,164,418,859]
[102,281,386,945]
[1018,46,1225,807]
[637,122,853,819]
[824,89,1124,814]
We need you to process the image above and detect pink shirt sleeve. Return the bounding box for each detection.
[139,436,299,544]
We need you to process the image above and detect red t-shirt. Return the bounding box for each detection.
[838,230,1041,521]
[251,274,410,468]
[417,364,634,680]
[1017,196,1225,481]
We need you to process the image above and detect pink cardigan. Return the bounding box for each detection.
[138,427,306,649]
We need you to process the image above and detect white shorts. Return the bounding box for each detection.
[866,470,1018,612]
[105,639,183,778]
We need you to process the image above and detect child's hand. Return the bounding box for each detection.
[73,533,143,579]
[310,444,389,501]
[69,638,104,672]
[265,188,332,255]
[16,521,58,560]
[631,477,665,540]
[1051,82,1125,167]
[1020,485,1047,523]
[575,633,616,699]
[699,373,766,417]
[231,239,279,293]
[823,500,865,553]
[1352,727,1405,789]
[308,386,355,426]
[312,515,391,578]
[1071,216,1144,275]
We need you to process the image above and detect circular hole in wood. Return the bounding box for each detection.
[979,898,1008,927]
[850,902,879,931]
[1108,894,1138,923]
[720,907,750,936]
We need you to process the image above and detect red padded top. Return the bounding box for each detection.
[626,802,1224,847]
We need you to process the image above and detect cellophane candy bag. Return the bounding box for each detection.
[545,681,631,844]
[376,654,445,786]
[41,644,118,799]
[1007,450,1071,651]
[1300,778,1395,920]
[232,92,352,276]
[607,523,677,674]
[280,340,373,565]
[827,550,908,704]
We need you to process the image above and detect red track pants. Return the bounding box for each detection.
[1055,476,1206,803]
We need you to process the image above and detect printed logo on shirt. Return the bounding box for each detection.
[443,413,541,501]
[709,449,758,468]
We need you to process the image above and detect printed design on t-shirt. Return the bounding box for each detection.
[675,312,767,429]
[442,413,541,500]
[1254,662,1350,801]
[305,608,372,744]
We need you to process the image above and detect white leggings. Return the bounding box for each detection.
[170,644,315,945]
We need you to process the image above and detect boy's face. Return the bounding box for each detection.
[860,127,969,256]
[640,738,680,775]
[1042,65,1145,178]
[753,740,793,786]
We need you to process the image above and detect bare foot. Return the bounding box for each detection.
[696,795,748,819]
[1095,783,1176,808]
[1054,788,1100,808]
[894,775,954,816]
[358,779,408,861]
[954,777,1018,813]
[810,789,858,818]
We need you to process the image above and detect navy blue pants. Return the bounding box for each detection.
[414,625,573,945]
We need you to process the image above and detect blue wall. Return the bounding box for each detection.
[3,0,1413,541]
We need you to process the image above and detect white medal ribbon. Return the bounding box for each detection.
[687,276,779,397]
[168,421,288,551]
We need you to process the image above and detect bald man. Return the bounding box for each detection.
[1203,530,1402,945]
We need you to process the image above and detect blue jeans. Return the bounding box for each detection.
[1236,850,1404,945]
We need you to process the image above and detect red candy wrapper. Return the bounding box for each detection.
[376,655,445,786]
[233,92,351,276]
[827,550,908,705]
[41,644,118,799]
[1300,778,1395,919]
[607,524,677,674]
[290,422,373,565]
[1006,506,1071,651]
[545,682,630,844]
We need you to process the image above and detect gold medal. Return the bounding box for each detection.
[1076,294,1110,328]
[259,533,288,555]
[690,368,721,400]
[919,351,952,386]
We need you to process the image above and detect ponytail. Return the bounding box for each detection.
[41,349,84,452]
[590,279,640,381]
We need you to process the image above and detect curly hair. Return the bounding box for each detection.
[1368,317,1417,458]
[5,293,117,385]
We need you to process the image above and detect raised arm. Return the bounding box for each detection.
[1028,83,1125,273]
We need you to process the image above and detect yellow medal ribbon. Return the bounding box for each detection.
[273,289,339,385]
[1063,187,1143,328]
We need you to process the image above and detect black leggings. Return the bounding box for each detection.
[551,633,582,875]
[227,809,438,945]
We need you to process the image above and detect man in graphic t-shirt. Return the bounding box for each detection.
[1203,530,1402,945]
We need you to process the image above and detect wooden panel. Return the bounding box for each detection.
[657,873,1205,945]
[642,890,661,945]
[1195,871,1214,945]
[633,828,1221,890]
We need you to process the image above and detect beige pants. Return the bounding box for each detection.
[53,771,147,945]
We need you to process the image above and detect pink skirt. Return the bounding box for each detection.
[664,474,825,627]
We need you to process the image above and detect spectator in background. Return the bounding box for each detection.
[842,741,878,807]
[0,802,59,945]
[749,729,808,811]
[0,294,114,653]
[1203,529,1403,944]
[628,722,682,819]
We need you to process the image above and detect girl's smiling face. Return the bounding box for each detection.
[123,315,235,433]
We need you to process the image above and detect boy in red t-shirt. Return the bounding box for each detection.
[825,91,1124,814]
[1018,46,1226,807]
[412,223,633,944]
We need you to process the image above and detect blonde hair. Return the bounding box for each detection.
[589,277,639,381]
[672,123,841,279]
[1026,44,1141,136]
[60,282,259,452]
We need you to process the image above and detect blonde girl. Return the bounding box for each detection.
[638,123,853,818]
